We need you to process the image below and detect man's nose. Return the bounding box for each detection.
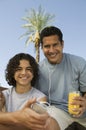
[49,46,54,52]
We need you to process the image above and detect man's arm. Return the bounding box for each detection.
[81,92,86,97]
[83,92,86,98]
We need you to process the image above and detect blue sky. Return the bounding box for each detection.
[0,0,86,87]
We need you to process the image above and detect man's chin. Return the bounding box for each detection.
[48,59,57,64]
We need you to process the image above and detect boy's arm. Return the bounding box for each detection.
[0,92,6,112]
[0,98,49,130]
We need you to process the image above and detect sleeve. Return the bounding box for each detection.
[79,59,86,92]
[32,88,47,101]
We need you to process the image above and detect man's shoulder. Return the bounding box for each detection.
[64,53,86,68]
[64,53,86,62]
[39,58,47,66]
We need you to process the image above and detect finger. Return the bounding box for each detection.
[23,97,36,109]
[73,99,86,110]
[0,92,3,99]
[28,123,45,130]
[79,104,86,114]
[30,112,49,123]
[26,110,49,125]
[73,96,84,101]
[28,115,49,129]
[71,97,84,106]
[73,110,83,117]
[72,105,85,117]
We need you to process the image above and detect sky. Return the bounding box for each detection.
[0,0,86,88]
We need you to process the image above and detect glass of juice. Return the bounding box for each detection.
[68,91,80,115]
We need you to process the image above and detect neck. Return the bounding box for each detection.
[15,84,32,94]
[57,53,63,64]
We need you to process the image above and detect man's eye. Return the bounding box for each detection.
[44,45,50,48]
[53,44,58,47]
[55,43,61,47]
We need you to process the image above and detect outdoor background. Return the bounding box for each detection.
[0,0,86,88]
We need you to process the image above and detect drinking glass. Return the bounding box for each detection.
[68,91,80,115]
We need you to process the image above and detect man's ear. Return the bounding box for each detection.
[61,40,64,48]
[41,44,43,49]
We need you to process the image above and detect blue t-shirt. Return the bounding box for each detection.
[36,53,86,118]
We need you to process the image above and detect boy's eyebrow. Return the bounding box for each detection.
[26,66,33,69]
[27,66,32,68]
[17,66,32,68]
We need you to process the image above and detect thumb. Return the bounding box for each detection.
[23,97,37,109]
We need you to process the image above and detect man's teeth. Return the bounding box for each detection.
[49,54,56,57]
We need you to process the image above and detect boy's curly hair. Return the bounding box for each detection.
[5,53,39,87]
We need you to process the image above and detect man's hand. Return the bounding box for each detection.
[71,95,86,117]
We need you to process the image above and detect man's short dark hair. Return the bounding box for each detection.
[40,26,63,46]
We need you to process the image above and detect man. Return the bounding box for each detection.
[36,26,86,130]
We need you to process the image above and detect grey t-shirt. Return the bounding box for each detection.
[3,87,46,112]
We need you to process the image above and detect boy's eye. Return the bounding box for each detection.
[15,67,33,73]
[15,68,21,71]
[27,68,33,72]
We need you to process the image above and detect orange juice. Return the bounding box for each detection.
[68,91,80,115]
